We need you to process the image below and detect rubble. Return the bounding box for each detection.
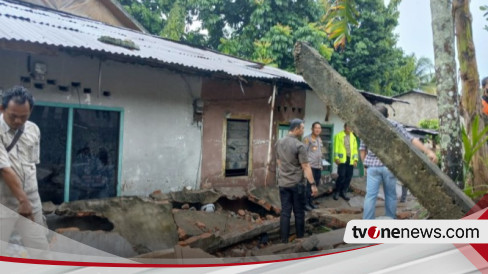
[55,196,178,253]
[311,209,362,229]
[45,182,419,260]
[169,188,221,204]
[53,230,137,258]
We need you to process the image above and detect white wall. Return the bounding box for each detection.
[392,93,438,126]
[0,49,202,195]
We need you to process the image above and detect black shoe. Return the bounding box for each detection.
[340,193,350,201]
[333,192,339,200]
[305,205,313,211]
[309,203,317,209]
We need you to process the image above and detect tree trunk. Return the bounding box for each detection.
[293,42,475,219]
[453,0,488,191]
[429,0,464,187]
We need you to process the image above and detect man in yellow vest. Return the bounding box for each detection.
[333,123,358,201]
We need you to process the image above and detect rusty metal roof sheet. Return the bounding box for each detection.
[0,0,305,84]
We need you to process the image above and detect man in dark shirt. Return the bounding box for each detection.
[276,119,317,243]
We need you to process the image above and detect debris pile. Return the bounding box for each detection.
[40,176,420,262]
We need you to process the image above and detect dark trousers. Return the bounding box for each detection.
[306,168,322,206]
[336,157,354,194]
[279,184,305,243]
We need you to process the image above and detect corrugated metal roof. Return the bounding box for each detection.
[393,89,438,98]
[0,0,305,84]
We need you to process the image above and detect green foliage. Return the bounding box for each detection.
[328,0,418,95]
[98,36,139,50]
[419,119,439,130]
[462,115,488,198]
[481,5,488,32]
[321,0,359,50]
[118,0,173,35]
[186,0,329,70]
[118,0,421,93]
[160,1,186,40]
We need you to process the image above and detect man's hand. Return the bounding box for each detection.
[311,185,318,197]
[1,167,33,220]
[18,199,33,220]
[353,161,358,168]
[335,159,340,165]
[426,150,438,164]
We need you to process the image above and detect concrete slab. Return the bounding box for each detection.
[55,196,178,254]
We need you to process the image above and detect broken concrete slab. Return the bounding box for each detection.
[149,190,171,201]
[348,196,365,209]
[294,42,475,219]
[302,228,346,251]
[214,187,248,200]
[55,196,178,254]
[250,242,302,257]
[213,219,282,253]
[317,180,335,196]
[349,178,366,196]
[42,201,57,215]
[311,209,362,229]
[54,230,137,258]
[173,210,247,238]
[325,207,363,215]
[133,248,175,259]
[173,208,285,253]
[133,246,224,264]
[169,188,221,204]
[248,186,281,214]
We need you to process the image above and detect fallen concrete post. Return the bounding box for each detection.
[293,42,475,219]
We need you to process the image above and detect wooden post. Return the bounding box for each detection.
[293,42,475,219]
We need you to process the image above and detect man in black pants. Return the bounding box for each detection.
[302,122,324,210]
[333,123,358,201]
[276,119,318,243]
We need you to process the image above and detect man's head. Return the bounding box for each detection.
[289,118,305,138]
[482,77,488,94]
[344,122,352,134]
[1,86,35,130]
[311,121,322,136]
[375,104,389,118]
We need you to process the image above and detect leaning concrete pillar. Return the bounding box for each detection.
[293,42,475,219]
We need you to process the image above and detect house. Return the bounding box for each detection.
[392,90,438,127]
[18,0,147,32]
[0,0,414,206]
[0,0,308,204]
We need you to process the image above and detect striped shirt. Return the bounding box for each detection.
[359,120,413,167]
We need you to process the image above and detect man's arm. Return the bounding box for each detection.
[360,149,367,162]
[1,167,32,219]
[412,138,438,164]
[301,162,318,196]
[333,134,341,165]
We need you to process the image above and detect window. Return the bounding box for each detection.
[30,103,123,204]
[277,124,289,139]
[225,119,250,177]
[31,106,68,204]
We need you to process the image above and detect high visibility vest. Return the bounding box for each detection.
[334,131,358,164]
